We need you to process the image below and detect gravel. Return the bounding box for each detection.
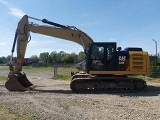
[0,66,160,120]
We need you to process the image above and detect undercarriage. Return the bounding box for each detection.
[70,73,146,91]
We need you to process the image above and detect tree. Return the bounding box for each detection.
[30,55,39,61]
[0,58,3,64]
[50,51,58,64]
[0,56,7,64]
[77,51,85,62]
[36,50,85,64]
[61,54,75,63]
[70,52,78,63]
[7,55,12,63]
[57,51,66,63]
[39,52,49,63]
[150,66,160,78]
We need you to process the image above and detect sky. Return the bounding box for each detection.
[0,0,160,58]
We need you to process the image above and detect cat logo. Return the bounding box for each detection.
[119,56,126,64]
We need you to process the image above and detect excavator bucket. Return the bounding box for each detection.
[5,73,35,91]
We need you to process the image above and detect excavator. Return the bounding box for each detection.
[5,15,150,91]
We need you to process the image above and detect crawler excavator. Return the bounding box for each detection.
[5,15,150,91]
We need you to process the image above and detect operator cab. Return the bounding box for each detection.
[86,42,130,73]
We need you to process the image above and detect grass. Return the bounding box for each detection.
[0,76,8,81]
[130,75,160,83]
[52,67,78,80]
[0,104,33,120]
[23,66,54,71]
[145,78,160,83]
[52,75,71,80]
[1,66,77,81]
[1,66,160,82]
[23,66,77,80]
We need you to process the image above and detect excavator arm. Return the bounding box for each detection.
[5,15,93,91]
[11,15,93,73]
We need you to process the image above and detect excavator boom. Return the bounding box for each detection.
[5,15,93,91]
[28,24,93,48]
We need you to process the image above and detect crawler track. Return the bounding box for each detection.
[70,74,146,91]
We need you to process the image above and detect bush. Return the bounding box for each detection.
[150,66,160,78]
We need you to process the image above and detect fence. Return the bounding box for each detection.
[1,62,158,78]
[150,66,160,78]
[51,64,160,79]
[44,64,77,78]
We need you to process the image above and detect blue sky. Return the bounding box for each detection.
[0,0,160,57]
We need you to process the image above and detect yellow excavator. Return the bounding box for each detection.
[5,15,150,91]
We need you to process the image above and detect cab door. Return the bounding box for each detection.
[87,42,116,71]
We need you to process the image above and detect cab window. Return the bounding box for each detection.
[90,45,105,69]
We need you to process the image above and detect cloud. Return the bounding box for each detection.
[8,7,25,18]
[0,0,25,18]
[0,0,8,5]
[79,21,99,27]
[0,42,7,46]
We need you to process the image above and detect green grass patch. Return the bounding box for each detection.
[0,76,8,81]
[52,75,71,80]
[23,66,53,71]
[130,75,160,83]
[23,66,77,72]
[52,67,77,80]
[56,67,77,76]
[22,66,76,80]
[145,78,160,83]
[0,104,33,120]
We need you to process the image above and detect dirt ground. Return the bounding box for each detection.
[0,66,160,120]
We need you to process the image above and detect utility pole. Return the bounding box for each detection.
[153,39,158,64]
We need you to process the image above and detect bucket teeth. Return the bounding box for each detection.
[5,73,34,91]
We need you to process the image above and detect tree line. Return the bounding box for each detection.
[1,51,160,78]
[0,51,85,64]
